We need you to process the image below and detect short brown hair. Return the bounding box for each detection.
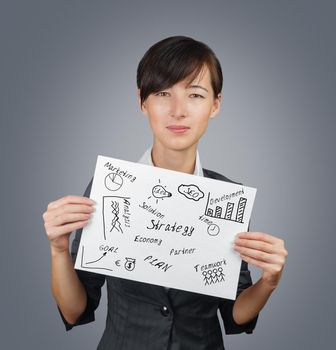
[137,36,223,106]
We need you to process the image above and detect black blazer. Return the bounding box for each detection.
[59,168,258,350]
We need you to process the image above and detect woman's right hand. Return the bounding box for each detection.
[43,195,95,254]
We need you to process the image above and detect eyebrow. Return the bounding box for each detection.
[187,84,209,93]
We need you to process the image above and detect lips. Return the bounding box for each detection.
[166,125,190,134]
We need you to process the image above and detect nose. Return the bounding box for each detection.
[169,95,186,119]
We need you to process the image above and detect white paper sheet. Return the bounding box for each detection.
[75,155,257,300]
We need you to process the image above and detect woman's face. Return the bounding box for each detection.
[138,65,221,153]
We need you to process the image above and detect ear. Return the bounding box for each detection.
[137,88,142,109]
[209,93,222,119]
[137,88,148,115]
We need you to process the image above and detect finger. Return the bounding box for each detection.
[236,231,283,245]
[43,204,94,222]
[239,253,274,271]
[47,220,90,240]
[52,212,92,226]
[47,195,95,210]
[234,239,288,261]
[234,245,286,266]
[240,253,284,275]
[234,237,275,254]
[52,203,95,217]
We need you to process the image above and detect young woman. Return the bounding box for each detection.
[43,36,288,350]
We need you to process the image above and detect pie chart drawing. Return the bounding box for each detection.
[104,173,124,191]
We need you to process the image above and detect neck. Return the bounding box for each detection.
[151,142,198,174]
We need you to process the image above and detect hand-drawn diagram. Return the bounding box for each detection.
[202,267,225,286]
[110,201,123,233]
[76,155,257,300]
[125,258,136,271]
[105,172,124,191]
[207,224,220,236]
[103,196,131,239]
[80,246,114,272]
[84,245,119,266]
[178,184,204,201]
[148,179,172,204]
[86,252,107,264]
[204,192,248,223]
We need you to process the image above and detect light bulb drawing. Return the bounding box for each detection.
[148,179,172,204]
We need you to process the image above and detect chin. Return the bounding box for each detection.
[162,139,198,152]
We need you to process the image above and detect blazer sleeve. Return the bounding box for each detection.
[218,260,258,334]
[57,178,106,331]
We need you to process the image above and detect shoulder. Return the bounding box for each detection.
[202,168,242,185]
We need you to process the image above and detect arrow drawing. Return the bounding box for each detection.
[86,252,108,264]
[80,246,114,272]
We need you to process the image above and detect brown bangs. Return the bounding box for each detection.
[137,36,223,106]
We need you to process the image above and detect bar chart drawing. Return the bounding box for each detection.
[204,193,247,223]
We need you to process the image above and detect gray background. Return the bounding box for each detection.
[1,0,335,349]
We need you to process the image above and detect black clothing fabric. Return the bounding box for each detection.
[58,168,258,349]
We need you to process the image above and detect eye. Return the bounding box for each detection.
[155,91,169,96]
[190,93,204,98]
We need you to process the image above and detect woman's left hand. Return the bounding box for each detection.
[234,232,288,290]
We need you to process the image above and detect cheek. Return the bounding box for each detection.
[148,104,169,124]
[192,107,212,127]
[147,108,166,130]
[197,118,210,135]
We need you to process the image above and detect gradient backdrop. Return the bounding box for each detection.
[1,0,335,349]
